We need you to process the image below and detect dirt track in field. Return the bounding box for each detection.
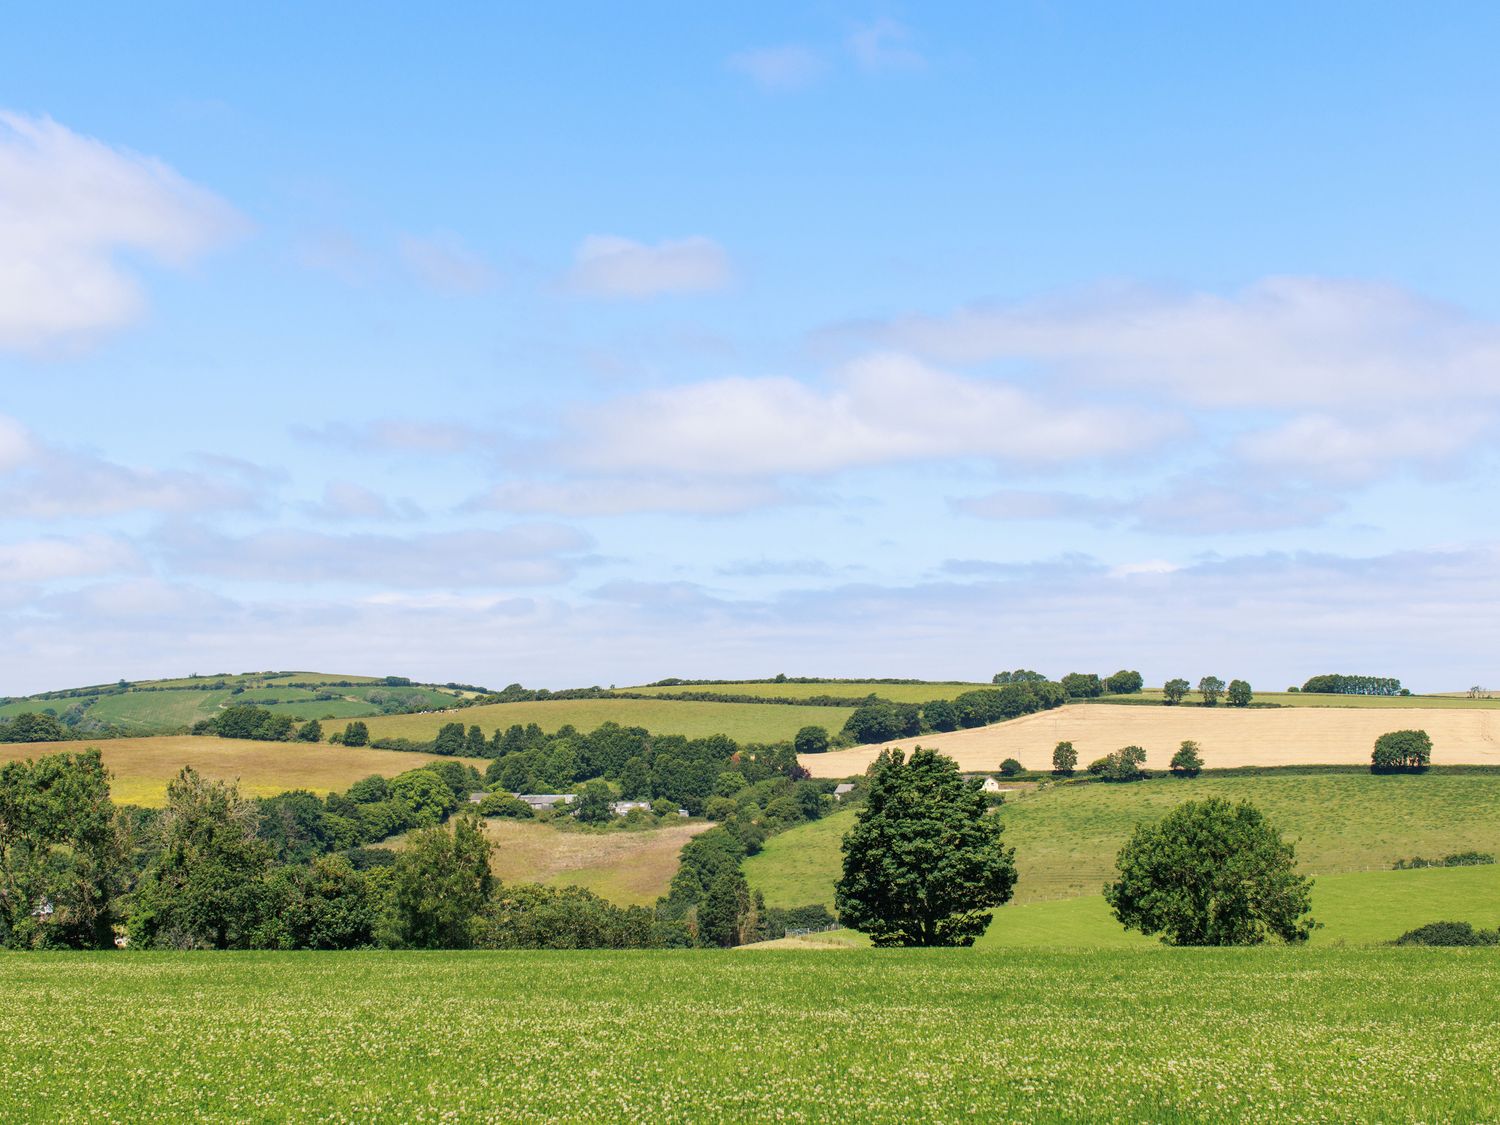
[800,704,1500,777]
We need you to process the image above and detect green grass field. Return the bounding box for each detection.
[2,949,1497,1121]
[747,772,1500,907]
[365,697,855,744]
[624,680,990,703]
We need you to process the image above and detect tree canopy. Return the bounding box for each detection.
[1105,797,1315,946]
[1372,729,1432,773]
[835,747,1016,946]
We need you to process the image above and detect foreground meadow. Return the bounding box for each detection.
[1,949,1497,1122]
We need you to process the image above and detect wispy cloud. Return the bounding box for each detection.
[0,111,245,353]
[727,44,825,91]
[566,235,730,298]
[848,18,925,72]
[399,231,496,293]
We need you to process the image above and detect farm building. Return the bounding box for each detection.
[833,783,855,799]
[516,793,576,811]
[610,800,652,816]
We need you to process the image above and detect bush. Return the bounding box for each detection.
[342,721,370,748]
[1093,746,1147,782]
[997,758,1024,777]
[1170,740,1203,778]
[1394,921,1500,947]
[1372,729,1431,773]
[1105,670,1143,695]
[793,726,830,755]
[1393,851,1494,870]
[1061,673,1102,699]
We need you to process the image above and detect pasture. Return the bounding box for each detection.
[0,737,487,806]
[747,772,1500,906]
[802,702,1500,775]
[624,680,990,703]
[1,949,1497,1121]
[364,697,854,745]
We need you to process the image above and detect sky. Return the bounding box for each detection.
[2,2,1499,695]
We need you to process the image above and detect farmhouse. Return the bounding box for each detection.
[610,800,652,816]
[833,783,855,799]
[516,793,576,811]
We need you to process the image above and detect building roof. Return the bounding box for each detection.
[833,783,855,795]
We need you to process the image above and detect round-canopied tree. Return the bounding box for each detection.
[1163,678,1190,705]
[1227,679,1253,707]
[793,725,830,755]
[1372,729,1432,773]
[1052,741,1077,775]
[1105,798,1316,945]
[1170,740,1204,777]
[836,747,1016,946]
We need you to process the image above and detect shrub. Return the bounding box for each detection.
[1094,745,1147,782]
[1393,851,1494,870]
[342,721,370,748]
[1372,729,1431,773]
[1394,921,1500,947]
[793,726,830,755]
[997,758,1024,777]
[1105,670,1144,695]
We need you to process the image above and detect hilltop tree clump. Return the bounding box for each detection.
[1163,679,1190,705]
[1106,798,1316,946]
[1372,729,1432,773]
[1060,673,1103,699]
[1227,680,1253,707]
[836,747,1017,946]
[1198,677,1225,706]
[1105,670,1144,694]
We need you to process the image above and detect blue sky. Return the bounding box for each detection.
[2,2,1499,694]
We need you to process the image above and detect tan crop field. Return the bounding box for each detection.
[0,737,487,806]
[801,703,1500,776]
[481,819,712,905]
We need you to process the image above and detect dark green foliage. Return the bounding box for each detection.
[342,720,370,747]
[1302,674,1403,696]
[0,749,124,948]
[1061,673,1103,699]
[1170,740,1204,778]
[1052,741,1077,776]
[1105,670,1144,695]
[998,758,1024,777]
[794,725,830,755]
[196,704,295,742]
[433,722,467,756]
[296,719,323,742]
[129,768,274,949]
[842,700,921,744]
[254,855,382,950]
[1394,920,1500,946]
[1198,676,1225,705]
[573,779,615,823]
[697,869,752,947]
[474,883,660,949]
[993,669,1048,684]
[390,815,493,949]
[1227,679,1253,707]
[1393,851,1494,870]
[1089,745,1148,782]
[922,699,958,731]
[835,747,1017,947]
[0,712,67,742]
[660,826,746,917]
[257,790,336,863]
[1372,729,1432,773]
[1105,797,1315,946]
[1163,678,1190,704]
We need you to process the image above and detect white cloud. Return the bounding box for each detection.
[0,533,140,583]
[0,111,244,353]
[848,18,925,71]
[463,478,789,516]
[563,353,1178,476]
[567,235,730,298]
[1234,412,1489,485]
[304,481,424,522]
[727,45,825,90]
[0,414,36,471]
[399,232,495,293]
[885,277,1500,408]
[292,419,489,454]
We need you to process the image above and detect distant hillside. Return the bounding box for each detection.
[0,670,487,739]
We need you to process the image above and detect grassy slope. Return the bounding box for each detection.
[747,773,1500,907]
[364,697,854,744]
[0,736,486,806]
[3,949,1498,1121]
[625,681,991,702]
[1130,688,1500,708]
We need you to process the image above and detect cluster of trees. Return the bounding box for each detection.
[1049,740,1203,779]
[1087,745,1148,782]
[1162,677,1252,706]
[844,682,1066,745]
[1302,674,1405,696]
[0,709,122,743]
[1371,729,1432,773]
[1392,850,1492,870]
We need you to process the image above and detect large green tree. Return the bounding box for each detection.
[835,747,1017,946]
[391,814,493,948]
[0,748,124,949]
[129,768,273,949]
[1105,798,1315,946]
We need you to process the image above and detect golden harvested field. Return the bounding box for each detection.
[801,703,1500,777]
[383,818,712,905]
[0,737,486,806]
